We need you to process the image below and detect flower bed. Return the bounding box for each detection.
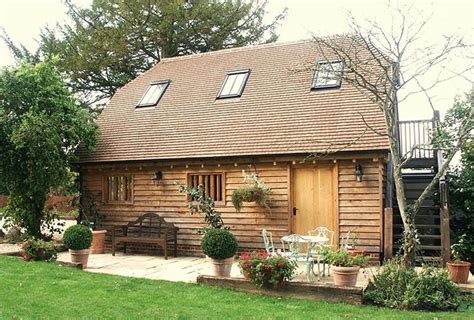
[238,250,297,288]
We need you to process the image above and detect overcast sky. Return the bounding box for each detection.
[0,0,472,120]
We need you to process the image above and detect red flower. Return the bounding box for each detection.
[240,251,250,260]
[278,262,286,267]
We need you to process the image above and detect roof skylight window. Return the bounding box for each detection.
[217,70,250,98]
[312,60,343,89]
[136,80,170,108]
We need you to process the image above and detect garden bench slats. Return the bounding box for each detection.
[111,213,178,259]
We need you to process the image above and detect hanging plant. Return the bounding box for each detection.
[231,171,272,213]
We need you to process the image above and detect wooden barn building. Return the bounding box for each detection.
[77,40,448,263]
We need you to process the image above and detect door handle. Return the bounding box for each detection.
[293,207,298,216]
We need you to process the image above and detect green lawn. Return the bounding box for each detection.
[0,256,471,319]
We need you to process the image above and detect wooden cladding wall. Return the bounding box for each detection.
[338,159,383,257]
[81,155,386,257]
[81,162,291,256]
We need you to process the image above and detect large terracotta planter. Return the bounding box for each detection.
[69,249,90,269]
[332,265,360,286]
[210,257,234,277]
[447,261,471,284]
[91,230,107,254]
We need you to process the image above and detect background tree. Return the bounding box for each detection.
[2,0,286,106]
[0,59,99,238]
[310,3,472,266]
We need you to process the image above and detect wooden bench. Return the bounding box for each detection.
[112,213,179,259]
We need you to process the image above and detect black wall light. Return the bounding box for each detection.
[355,163,363,182]
[153,170,162,184]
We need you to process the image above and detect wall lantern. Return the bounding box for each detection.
[355,163,363,182]
[153,170,162,184]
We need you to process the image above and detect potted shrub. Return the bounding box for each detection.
[238,250,297,288]
[201,228,238,277]
[322,247,369,286]
[81,194,106,254]
[447,234,472,283]
[63,224,93,268]
[231,172,272,213]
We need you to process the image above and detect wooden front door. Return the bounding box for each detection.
[292,166,337,239]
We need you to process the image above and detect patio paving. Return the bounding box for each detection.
[56,251,374,286]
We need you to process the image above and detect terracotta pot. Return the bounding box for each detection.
[210,257,234,277]
[69,249,90,269]
[447,261,471,284]
[91,230,107,254]
[331,265,360,287]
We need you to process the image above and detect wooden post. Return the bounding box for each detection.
[384,208,393,260]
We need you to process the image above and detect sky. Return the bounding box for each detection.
[0,0,472,120]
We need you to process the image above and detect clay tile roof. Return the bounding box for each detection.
[78,40,389,163]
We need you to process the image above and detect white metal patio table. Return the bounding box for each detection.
[280,234,329,281]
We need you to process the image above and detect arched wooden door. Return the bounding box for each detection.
[292,165,337,240]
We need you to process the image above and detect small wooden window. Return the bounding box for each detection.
[188,173,225,203]
[104,175,133,203]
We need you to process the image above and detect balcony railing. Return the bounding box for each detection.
[398,118,436,161]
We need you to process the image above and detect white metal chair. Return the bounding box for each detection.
[262,229,276,255]
[308,227,335,279]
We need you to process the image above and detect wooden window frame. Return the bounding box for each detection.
[186,172,226,206]
[217,69,250,99]
[311,60,343,89]
[136,80,171,108]
[103,175,134,205]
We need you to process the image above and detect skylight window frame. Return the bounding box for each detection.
[217,69,251,99]
[136,80,171,108]
[311,60,344,90]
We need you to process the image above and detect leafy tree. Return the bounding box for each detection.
[2,0,286,105]
[0,60,99,238]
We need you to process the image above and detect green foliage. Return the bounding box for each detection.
[320,247,369,267]
[177,183,227,233]
[20,238,57,262]
[62,224,92,250]
[2,0,286,105]
[201,228,238,259]
[403,267,461,311]
[449,127,473,270]
[238,250,297,288]
[364,260,462,311]
[0,60,98,238]
[79,192,103,230]
[231,172,272,213]
[451,234,473,262]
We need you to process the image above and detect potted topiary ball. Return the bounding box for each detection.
[63,224,93,269]
[201,228,238,277]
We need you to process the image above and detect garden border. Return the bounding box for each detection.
[197,275,364,304]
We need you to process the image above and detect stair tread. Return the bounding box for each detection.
[393,224,441,228]
[393,244,442,250]
[394,234,441,239]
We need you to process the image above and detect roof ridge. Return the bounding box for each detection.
[160,39,313,63]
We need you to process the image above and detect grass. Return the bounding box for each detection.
[0,256,472,319]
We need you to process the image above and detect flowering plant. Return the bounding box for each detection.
[20,238,58,262]
[238,250,297,288]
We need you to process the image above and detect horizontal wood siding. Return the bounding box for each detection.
[81,154,386,258]
[81,161,290,256]
[338,159,383,258]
